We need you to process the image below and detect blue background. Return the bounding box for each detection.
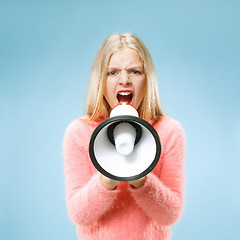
[1,0,239,239]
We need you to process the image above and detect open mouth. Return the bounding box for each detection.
[117,91,133,104]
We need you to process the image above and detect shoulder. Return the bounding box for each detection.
[154,116,184,135]
[153,116,186,148]
[65,116,102,133]
[64,116,104,143]
[151,117,186,160]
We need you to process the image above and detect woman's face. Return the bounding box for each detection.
[104,48,146,110]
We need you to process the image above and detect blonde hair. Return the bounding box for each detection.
[86,33,164,121]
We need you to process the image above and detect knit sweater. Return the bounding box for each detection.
[63,116,186,240]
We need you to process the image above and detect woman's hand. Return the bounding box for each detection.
[100,174,120,190]
[128,176,147,189]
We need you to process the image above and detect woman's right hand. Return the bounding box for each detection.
[100,174,120,190]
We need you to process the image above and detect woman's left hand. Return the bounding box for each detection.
[128,176,147,189]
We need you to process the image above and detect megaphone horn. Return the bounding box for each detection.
[89,102,161,181]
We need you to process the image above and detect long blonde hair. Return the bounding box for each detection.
[86,33,164,121]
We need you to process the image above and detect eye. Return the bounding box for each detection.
[131,70,141,75]
[108,71,117,76]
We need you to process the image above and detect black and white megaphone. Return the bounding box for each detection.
[89,102,161,181]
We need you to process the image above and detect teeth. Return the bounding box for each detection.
[119,92,131,96]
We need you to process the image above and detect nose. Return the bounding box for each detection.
[118,70,131,85]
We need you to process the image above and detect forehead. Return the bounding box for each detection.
[108,48,143,67]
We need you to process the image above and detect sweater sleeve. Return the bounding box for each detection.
[63,120,119,226]
[129,119,186,226]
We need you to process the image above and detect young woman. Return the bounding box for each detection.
[63,33,186,240]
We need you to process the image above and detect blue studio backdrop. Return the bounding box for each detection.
[1,0,239,239]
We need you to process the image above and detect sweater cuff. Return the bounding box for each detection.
[90,172,120,195]
[129,173,162,200]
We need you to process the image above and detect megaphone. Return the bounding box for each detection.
[89,102,161,181]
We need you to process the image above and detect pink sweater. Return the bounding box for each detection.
[63,116,186,240]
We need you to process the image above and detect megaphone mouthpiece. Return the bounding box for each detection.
[113,122,136,156]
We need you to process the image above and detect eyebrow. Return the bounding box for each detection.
[107,65,144,69]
